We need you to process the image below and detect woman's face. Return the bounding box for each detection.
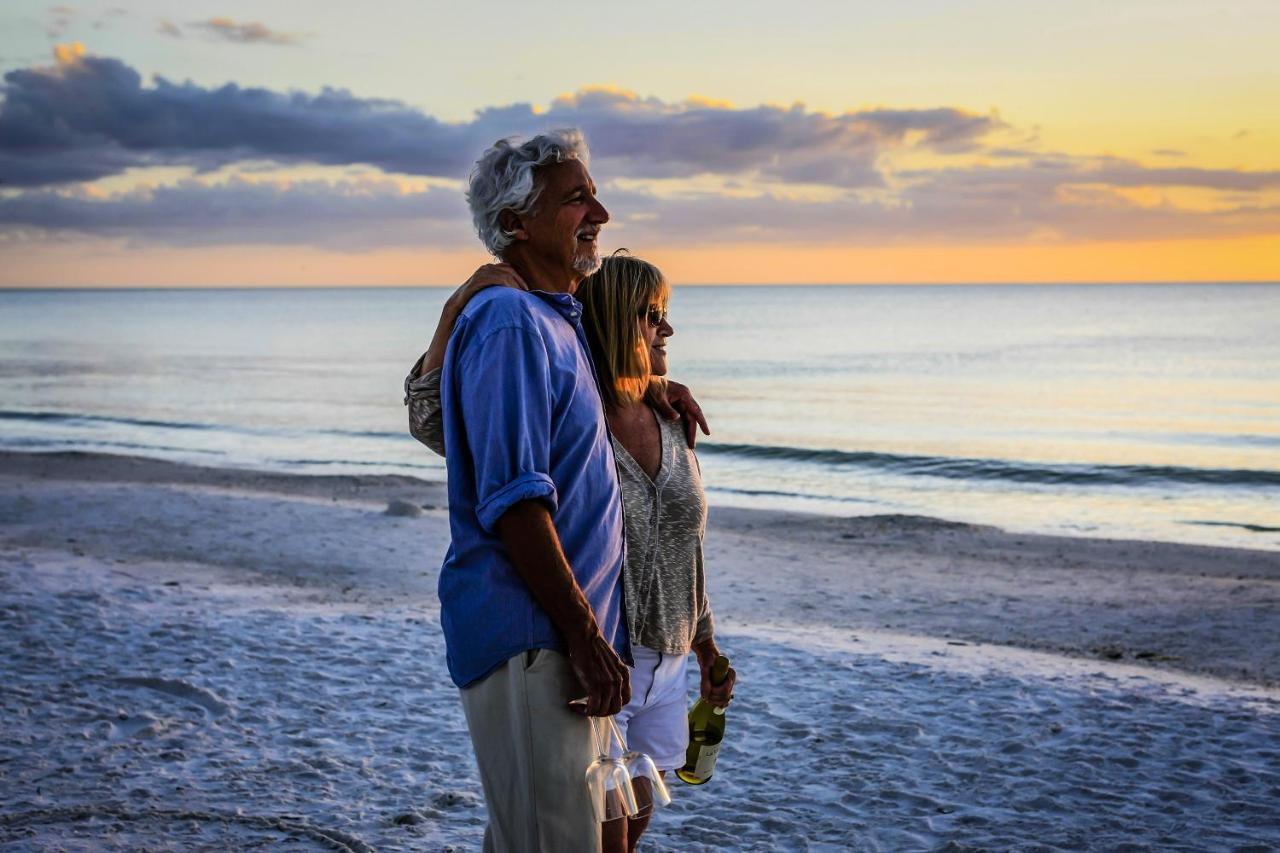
[638,303,673,377]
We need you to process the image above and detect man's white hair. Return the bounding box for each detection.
[467,128,591,257]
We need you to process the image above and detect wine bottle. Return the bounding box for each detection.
[676,654,730,785]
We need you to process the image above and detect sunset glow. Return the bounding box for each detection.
[1,1,1277,286]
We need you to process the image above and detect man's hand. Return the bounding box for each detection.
[647,379,710,449]
[494,500,629,717]
[566,631,631,717]
[695,639,736,709]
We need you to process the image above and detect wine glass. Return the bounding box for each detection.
[606,716,672,815]
[585,716,640,823]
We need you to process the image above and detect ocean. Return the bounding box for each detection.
[2,283,1277,550]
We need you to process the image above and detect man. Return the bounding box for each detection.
[433,129,630,852]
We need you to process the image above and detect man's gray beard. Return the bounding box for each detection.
[573,250,602,276]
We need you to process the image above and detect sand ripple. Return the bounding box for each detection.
[1,551,1277,851]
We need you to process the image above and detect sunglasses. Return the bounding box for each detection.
[639,306,668,327]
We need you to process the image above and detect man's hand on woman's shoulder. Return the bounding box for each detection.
[648,379,711,449]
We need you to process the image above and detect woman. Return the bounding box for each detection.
[406,253,736,852]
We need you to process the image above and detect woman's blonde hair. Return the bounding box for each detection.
[576,251,670,410]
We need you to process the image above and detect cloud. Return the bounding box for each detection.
[42,6,126,38]
[46,5,76,39]
[1089,163,1280,192]
[188,18,301,46]
[0,50,1001,190]
[529,87,1005,186]
[4,168,1277,252]
[0,177,470,249]
[0,48,474,187]
[1,48,1277,252]
[603,180,1280,247]
[898,157,1280,194]
[92,7,129,31]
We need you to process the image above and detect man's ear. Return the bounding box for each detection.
[499,210,529,242]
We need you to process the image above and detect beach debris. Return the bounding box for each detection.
[1092,645,1125,661]
[114,676,231,718]
[430,791,480,810]
[384,499,423,518]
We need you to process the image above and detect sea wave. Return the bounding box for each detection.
[0,409,408,441]
[1182,520,1280,534]
[0,409,221,432]
[698,442,1280,488]
[707,484,880,504]
[6,409,1278,490]
[0,436,226,456]
[276,457,439,471]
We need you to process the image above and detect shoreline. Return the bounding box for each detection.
[7,447,1278,553]
[4,449,1279,849]
[3,449,1278,687]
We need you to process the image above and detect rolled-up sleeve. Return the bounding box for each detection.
[457,325,559,533]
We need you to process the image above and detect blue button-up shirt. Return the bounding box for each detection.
[438,287,630,688]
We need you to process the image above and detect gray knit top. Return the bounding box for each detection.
[406,361,715,654]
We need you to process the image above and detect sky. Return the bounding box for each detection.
[1,0,1278,286]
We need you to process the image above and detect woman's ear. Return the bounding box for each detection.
[499,210,528,242]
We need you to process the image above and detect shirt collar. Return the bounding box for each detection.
[530,290,583,324]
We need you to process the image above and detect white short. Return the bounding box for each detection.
[613,646,691,771]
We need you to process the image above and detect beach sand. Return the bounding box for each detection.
[2,450,1277,850]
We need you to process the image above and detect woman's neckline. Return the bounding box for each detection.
[609,403,666,484]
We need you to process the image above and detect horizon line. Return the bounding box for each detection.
[3,280,1279,292]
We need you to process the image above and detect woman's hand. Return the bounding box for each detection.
[445,263,529,312]
[647,379,710,449]
[418,264,529,375]
[694,639,736,709]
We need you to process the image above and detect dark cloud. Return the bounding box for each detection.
[0,51,1001,189]
[848,107,1000,152]
[188,18,301,46]
[0,177,470,249]
[536,89,1002,186]
[4,170,1276,252]
[0,50,476,187]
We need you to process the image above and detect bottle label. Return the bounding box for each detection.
[692,742,720,779]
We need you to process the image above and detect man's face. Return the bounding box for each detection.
[520,159,609,282]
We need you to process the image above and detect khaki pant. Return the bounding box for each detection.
[459,649,600,853]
